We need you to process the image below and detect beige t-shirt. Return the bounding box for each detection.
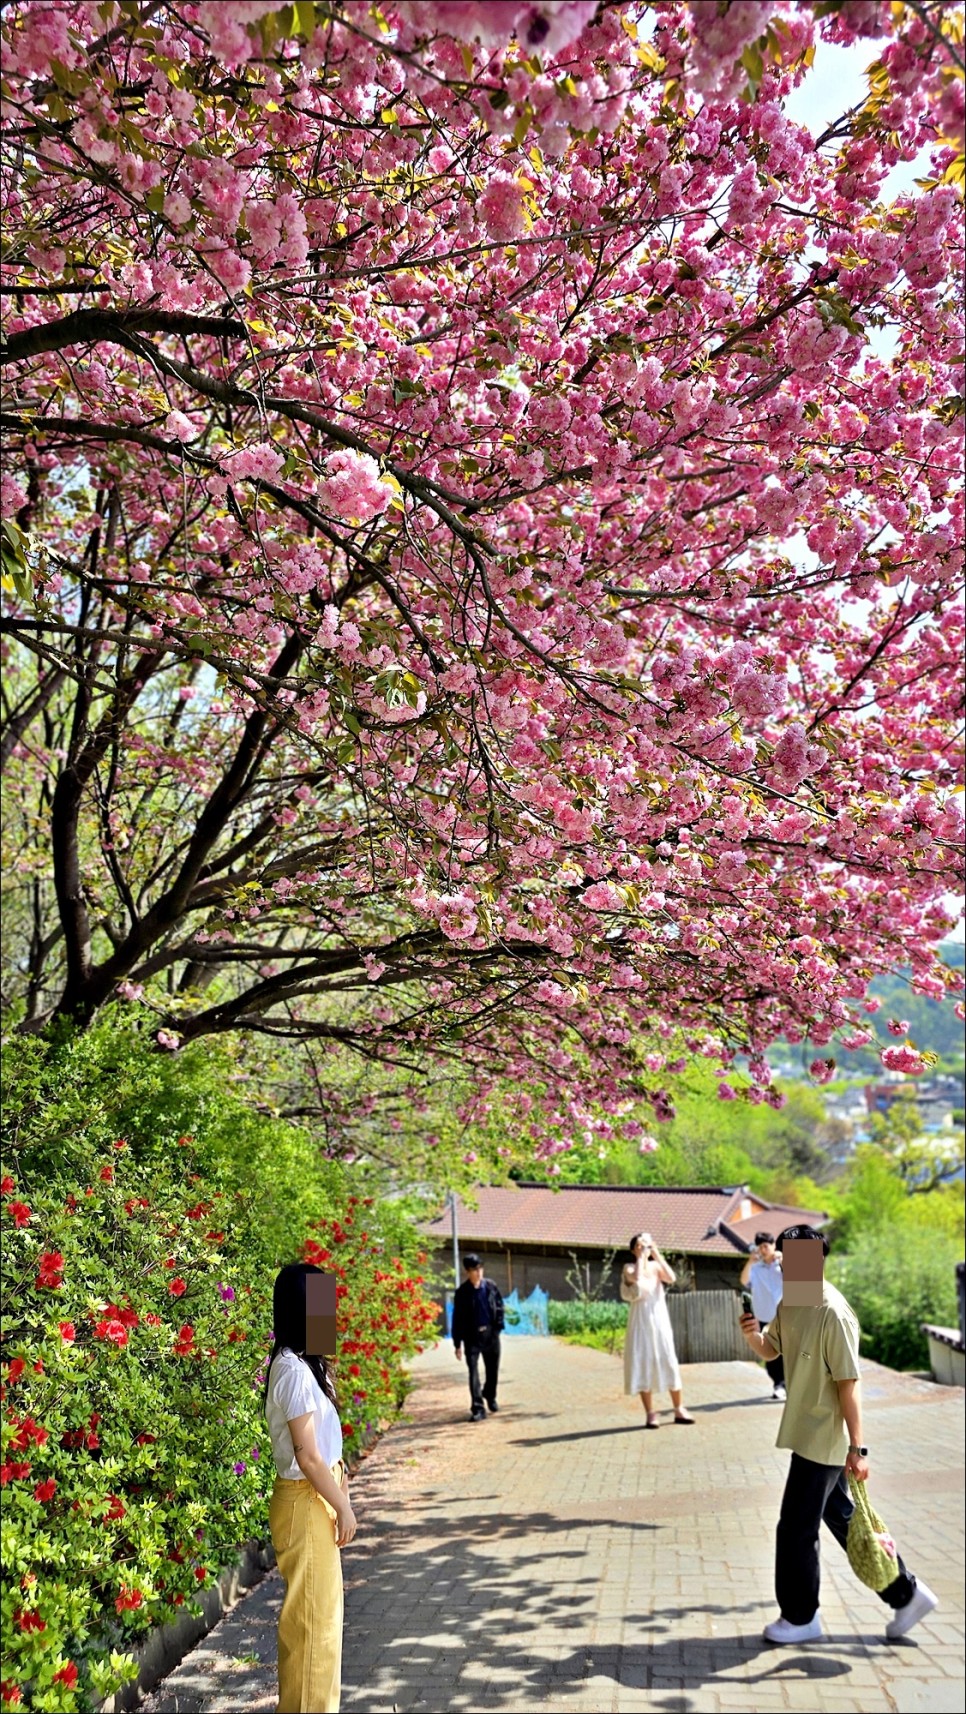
[764,1281,861,1466]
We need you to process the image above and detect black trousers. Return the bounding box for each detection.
[465,1330,500,1414]
[776,1453,916,1625]
[759,1320,784,1388]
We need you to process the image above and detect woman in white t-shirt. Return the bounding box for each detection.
[264,1263,357,1714]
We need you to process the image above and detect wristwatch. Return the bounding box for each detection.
[848,1444,869,1457]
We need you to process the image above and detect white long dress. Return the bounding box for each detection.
[622,1262,682,1394]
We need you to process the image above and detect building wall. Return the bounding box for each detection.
[429,1243,745,1303]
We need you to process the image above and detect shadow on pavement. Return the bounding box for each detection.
[507,1424,648,1446]
[339,1497,873,1712]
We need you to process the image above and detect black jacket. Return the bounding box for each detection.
[452,1277,505,1346]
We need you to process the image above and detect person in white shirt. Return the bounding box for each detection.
[740,1231,786,1400]
[264,1263,357,1713]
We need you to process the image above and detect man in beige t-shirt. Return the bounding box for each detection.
[740,1225,937,1647]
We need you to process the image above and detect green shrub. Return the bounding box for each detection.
[828,1227,961,1371]
[1,1017,436,1713]
[548,1300,627,1336]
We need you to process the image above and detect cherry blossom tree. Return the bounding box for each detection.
[1,0,963,1158]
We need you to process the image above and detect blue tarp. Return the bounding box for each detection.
[444,1285,548,1337]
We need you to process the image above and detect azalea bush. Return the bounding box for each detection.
[0,1021,439,1713]
[303,1204,440,1451]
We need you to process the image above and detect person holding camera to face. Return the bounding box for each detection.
[740,1231,786,1401]
[621,1232,694,1427]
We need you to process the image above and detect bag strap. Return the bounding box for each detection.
[848,1473,876,1523]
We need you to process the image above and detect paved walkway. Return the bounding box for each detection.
[141,1338,964,1714]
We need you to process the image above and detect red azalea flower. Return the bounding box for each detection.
[100,1165,114,1182]
[172,1593,184,1606]
[14,1609,45,1633]
[114,1138,127,1150]
[52,1663,78,1690]
[58,1322,76,1342]
[33,1360,44,1374]
[145,1312,161,1327]
[163,1256,176,1268]
[86,1432,100,1450]
[168,1278,187,1297]
[95,1319,129,1346]
[6,1358,26,1384]
[205,1230,224,1242]
[65,1194,79,1213]
[5,1201,31,1227]
[106,1303,139,1327]
[34,1479,56,1502]
[104,1494,126,1521]
[115,1588,143,1612]
[12,1415,49,1450]
[194,1566,208,1582]
[36,1251,64,1289]
[0,1174,15,1192]
[0,1681,23,1706]
[136,1432,157,1445]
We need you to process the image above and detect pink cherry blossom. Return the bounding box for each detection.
[809,1058,837,1085]
[880,1044,929,1075]
[318,451,395,523]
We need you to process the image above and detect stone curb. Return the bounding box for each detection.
[95,1539,277,1713]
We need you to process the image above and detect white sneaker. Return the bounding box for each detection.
[763,1613,824,1645]
[772,1385,786,1401]
[885,1581,938,1640]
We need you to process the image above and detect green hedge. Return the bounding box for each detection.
[0,1017,434,1713]
[828,1227,961,1372]
[548,1300,627,1335]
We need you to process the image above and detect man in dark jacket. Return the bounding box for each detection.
[452,1253,505,1421]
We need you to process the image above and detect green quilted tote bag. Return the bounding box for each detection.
[846,1476,899,1592]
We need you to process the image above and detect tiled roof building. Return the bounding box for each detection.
[421,1182,827,1261]
[421,1182,829,1309]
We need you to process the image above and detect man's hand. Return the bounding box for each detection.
[845,1448,869,1483]
[454,1344,462,1361]
[739,1312,759,1345]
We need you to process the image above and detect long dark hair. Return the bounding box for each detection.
[262,1262,339,1415]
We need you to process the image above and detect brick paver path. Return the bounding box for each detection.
[141,1338,964,1714]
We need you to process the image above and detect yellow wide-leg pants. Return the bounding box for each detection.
[269,1468,344,1713]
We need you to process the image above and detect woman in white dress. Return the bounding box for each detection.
[622,1232,695,1427]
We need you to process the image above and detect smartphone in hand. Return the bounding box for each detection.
[738,1289,754,1319]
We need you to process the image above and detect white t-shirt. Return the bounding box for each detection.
[749,1258,784,1322]
[265,1349,343,1479]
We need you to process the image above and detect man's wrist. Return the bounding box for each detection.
[847,1443,869,1456]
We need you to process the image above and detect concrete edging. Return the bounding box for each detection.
[95,1538,277,1713]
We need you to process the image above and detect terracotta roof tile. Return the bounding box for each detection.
[420,1184,828,1257]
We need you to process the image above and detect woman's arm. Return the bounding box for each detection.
[287,1411,357,1545]
[652,1249,676,1286]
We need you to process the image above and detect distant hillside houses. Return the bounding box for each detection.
[862,1074,964,1132]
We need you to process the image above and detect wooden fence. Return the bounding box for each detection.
[666,1289,750,1363]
